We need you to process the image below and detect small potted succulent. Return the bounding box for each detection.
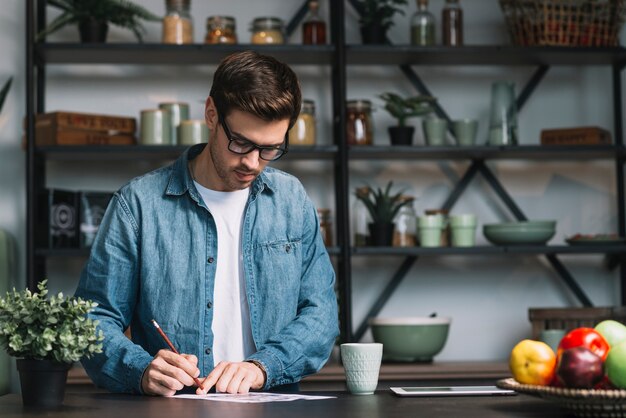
[38,0,160,43]
[379,92,435,145]
[355,181,414,246]
[0,280,103,407]
[354,0,408,44]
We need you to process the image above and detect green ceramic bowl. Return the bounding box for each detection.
[369,317,451,362]
[483,221,556,245]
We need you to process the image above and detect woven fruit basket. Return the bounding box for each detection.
[499,0,626,46]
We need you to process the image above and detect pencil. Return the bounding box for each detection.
[151,319,205,390]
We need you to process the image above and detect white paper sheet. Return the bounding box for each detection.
[173,392,335,403]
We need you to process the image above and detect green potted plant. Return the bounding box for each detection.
[0,280,103,407]
[355,181,414,246]
[379,92,435,145]
[354,0,408,44]
[38,0,160,43]
[0,77,12,113]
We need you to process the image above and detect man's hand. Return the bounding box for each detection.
[141,349,201,396]
[196,361,265,394]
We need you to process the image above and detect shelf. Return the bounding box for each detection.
[35,43,335,65]
[352,245,626,256]
[349,145,626,160]
[36,145,338,161]
[346,45,626,66]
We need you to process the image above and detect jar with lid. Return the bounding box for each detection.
[162,0,193,44]
[317,208,333,246]
[346,100,373,146]
[250,17,285,44]
[442,0,463,46]
[352,186,371,246]
[393,196,417,247]
[289,100,316,145]
[303,0,326,45]
[205,16,237,44]
[411,0,435,46]
[425,208,450,246]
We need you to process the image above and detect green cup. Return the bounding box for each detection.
[178,120,209,145]
[418,215,445,247]
[450,214,477,247]
[340,343,383,395]
[453,119,478,146]
[422,117,448,146]
[140,109,172,145]
[540,329,566,354]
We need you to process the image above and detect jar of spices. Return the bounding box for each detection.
[317,208,333,246]
[425,208,450,246]
[162,0,193,44]
[289,100,316,145]
[205,16,237,44]
[346,100,373,145]
[442,0,463,46]
[393,196,417,247]
[411,0,435,46]
[250,17,285,44]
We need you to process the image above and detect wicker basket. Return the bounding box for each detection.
[529,306,626,339]
[499,0,626,46]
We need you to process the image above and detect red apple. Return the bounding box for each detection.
[556,347,604,389]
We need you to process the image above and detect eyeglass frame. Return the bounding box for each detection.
[218,112,289,161]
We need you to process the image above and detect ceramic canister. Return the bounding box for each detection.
[158,102,190,144]
[178,120,209,145]
[140,109,172,145]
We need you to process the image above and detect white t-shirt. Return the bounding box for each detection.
[194,182,256,366]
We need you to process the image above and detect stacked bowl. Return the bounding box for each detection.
[483,220,556,245]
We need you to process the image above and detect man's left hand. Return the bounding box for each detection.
[196,361,265,394]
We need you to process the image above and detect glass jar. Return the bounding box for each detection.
[250,17,285,44]
[162,0,193,45]
[289,100,316,145]
[411,0,435,46]
[303,0,327,45]
[442,0,463,46]
[425,208,450,246]
[393,196,417,247]
[346,100,373,146]
[352,186,371,246]
[205,16,237,44]
[317,208,333,246]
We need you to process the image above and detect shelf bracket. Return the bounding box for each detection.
[285,0,310,39]
[544,254,593,307]
[354,256,418,342]
[476,161,528,221]
[441,160,481,212]
[517,65,550,111]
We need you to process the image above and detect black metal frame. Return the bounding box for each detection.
[25,0,626,345]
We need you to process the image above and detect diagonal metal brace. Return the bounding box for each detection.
[442,160,482,212]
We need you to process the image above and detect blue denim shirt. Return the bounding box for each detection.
[75,144,339,394]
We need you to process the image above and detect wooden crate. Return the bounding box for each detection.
[528,307,626,339]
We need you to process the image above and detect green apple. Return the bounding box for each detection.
[606,340,626,389]
[594,320,626,348]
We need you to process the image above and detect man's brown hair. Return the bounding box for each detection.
[210,51,302,130]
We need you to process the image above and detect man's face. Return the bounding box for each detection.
[205,104,289,192]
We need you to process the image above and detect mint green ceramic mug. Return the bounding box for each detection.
[178,120,209,145]
[340,343,383,395]
[422,117,448,146]
[140,109,172,145]
[418,215,445,247]
[450,214,477,247]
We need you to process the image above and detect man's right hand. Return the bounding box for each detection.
[141,349,201,396]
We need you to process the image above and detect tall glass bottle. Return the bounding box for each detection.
[303,0,327,45]
[352,187,371,247]
[442,0,463,46]
[393,196,417,247]
[411,0,435,46]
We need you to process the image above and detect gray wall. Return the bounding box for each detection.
[0,0,624,391]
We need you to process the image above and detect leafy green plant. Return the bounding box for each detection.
[0,280,103,363]
[355,181,414,224]
[39,0,161,42]
[0,77,12,113]
[379,92,435,127]
[355,0,408,30]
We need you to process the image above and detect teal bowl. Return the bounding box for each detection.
[369,317,451,362]
[483,221,556,245]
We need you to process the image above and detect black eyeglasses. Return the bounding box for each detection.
[219,115,288,161]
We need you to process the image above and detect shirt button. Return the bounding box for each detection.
[207,257,214,263]
[205,348,211,355]
[207,301,212,309]
[285,244,291,253]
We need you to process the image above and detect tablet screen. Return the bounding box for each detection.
[390,386,517,397]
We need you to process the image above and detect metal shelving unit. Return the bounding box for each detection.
[25,0,626,347]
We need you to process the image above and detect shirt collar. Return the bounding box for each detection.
[165,144,275,198]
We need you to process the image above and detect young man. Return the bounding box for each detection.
[75,51,339,396]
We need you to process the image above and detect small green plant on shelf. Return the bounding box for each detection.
[355,181,414,225]
[0,280,103,363]
[379,92,435,127]
[38,0,161,42]
[356,0,408,31]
